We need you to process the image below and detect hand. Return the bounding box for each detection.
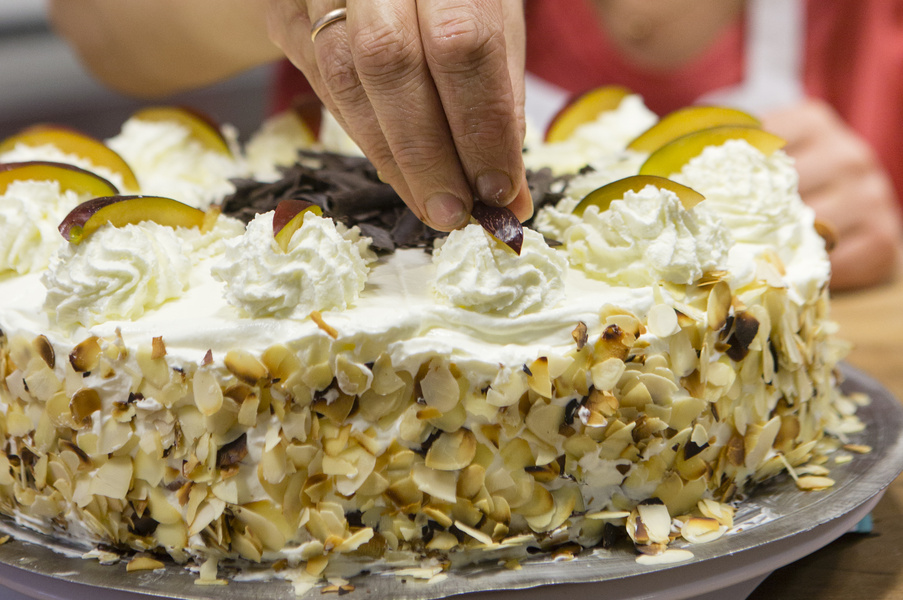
[762,99,903,290]
[266,0,533,231]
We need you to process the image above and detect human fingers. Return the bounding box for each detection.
[418,0,527,214]
[267,1,421,217]
[764,100,872,199]
[341,0,476,231]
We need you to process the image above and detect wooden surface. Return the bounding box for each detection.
[748,275,903,600]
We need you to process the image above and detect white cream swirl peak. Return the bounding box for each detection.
[0,180,82,274]
[213,211,374,318]
[433,225,566,317]
[42,222,191,329]
[0,95,864,589]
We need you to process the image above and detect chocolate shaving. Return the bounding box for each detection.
[222,149,570,253]
[726,312,760,362]
[216,433,248,469]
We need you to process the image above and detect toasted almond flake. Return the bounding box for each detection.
[795,464,830,476]
[796,475,835,491]
[585,510,630,520]
[422,506,455,529]
[572,322,588,350]
[305,555,329,576]
[70,388,101,426]
[151,336,167,359]
[335,528,375,553]
[834,455,853,465]
[636,503,671,544]
[193,368,224,416]
[706,281,731,331]
[500,533,535,547]
[412,463,458,503]
[636,549,694,565]
[647,304,679,338]
[454,520,494,546]
[525,357,552,398]
[33,335,55,368]
[697,499,734,528]
[89,456,132,500]
[194,579,228,587]
[420,361,460,412]
[310,310,338,339]
[680,517,727,544]
[69,336,102,373]
[813,219,837,252]
[393,565,445,580]
[126,556,165,572]
[195,557,227,586]
[224,349,268,384]
[425,429,477,471]
[843,444,872,454]
[82,549,120,564]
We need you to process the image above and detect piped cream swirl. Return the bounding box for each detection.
[212,211,372,318]
[43,222,191,329]
[106,118,244,210]
[432,224,567,317]
[0,180,81,274]
[565,185,730,286]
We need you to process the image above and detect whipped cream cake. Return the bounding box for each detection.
[0,94,861,588]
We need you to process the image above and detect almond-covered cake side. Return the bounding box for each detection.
[0,96,863,589]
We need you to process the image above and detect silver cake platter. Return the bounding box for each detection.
[0,363,900,600]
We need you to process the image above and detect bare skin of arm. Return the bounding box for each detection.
[47,0,282,98]
[47,0,532,232]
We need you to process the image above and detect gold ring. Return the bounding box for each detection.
[310,7,347,42]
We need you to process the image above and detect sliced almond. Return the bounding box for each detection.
[33,335,55,368]
[126,556,165,572]
[151,336,167,359]
[224,350,268,385]
[69,336,101,373]
[425,429,477,471]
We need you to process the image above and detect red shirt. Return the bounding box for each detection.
[275,1,903,200]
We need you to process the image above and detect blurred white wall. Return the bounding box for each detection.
[0,0,273,141]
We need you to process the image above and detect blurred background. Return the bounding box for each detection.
[0,0,272,142]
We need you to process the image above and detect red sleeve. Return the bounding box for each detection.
[524,0,744,116]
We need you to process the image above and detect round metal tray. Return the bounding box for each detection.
[0,364,900,600]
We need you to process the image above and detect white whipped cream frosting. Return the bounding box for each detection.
[42,222,192,329]
[0,145,129,193]
[672,140,829,292]
[106,118,244,210]
[212,211,373,318]
[432,224,567,317]
[673,140,805,248]
[565,185,730,286]
[0,180,81,274]
[532,155,647,243]
[523,94,656,175]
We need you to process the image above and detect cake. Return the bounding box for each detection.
[0,92,862,590]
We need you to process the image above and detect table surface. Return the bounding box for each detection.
[748,274,903,600]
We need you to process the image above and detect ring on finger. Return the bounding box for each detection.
[311,7,348,42]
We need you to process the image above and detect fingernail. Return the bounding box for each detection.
[477,170,513,206]
[425,193,467,230]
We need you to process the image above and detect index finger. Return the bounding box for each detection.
[419,0,528,212]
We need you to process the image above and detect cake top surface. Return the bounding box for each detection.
[0,95,830,373]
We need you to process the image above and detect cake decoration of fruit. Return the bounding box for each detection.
[0,90,864,592]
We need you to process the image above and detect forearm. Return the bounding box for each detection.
[47,0,283,98]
